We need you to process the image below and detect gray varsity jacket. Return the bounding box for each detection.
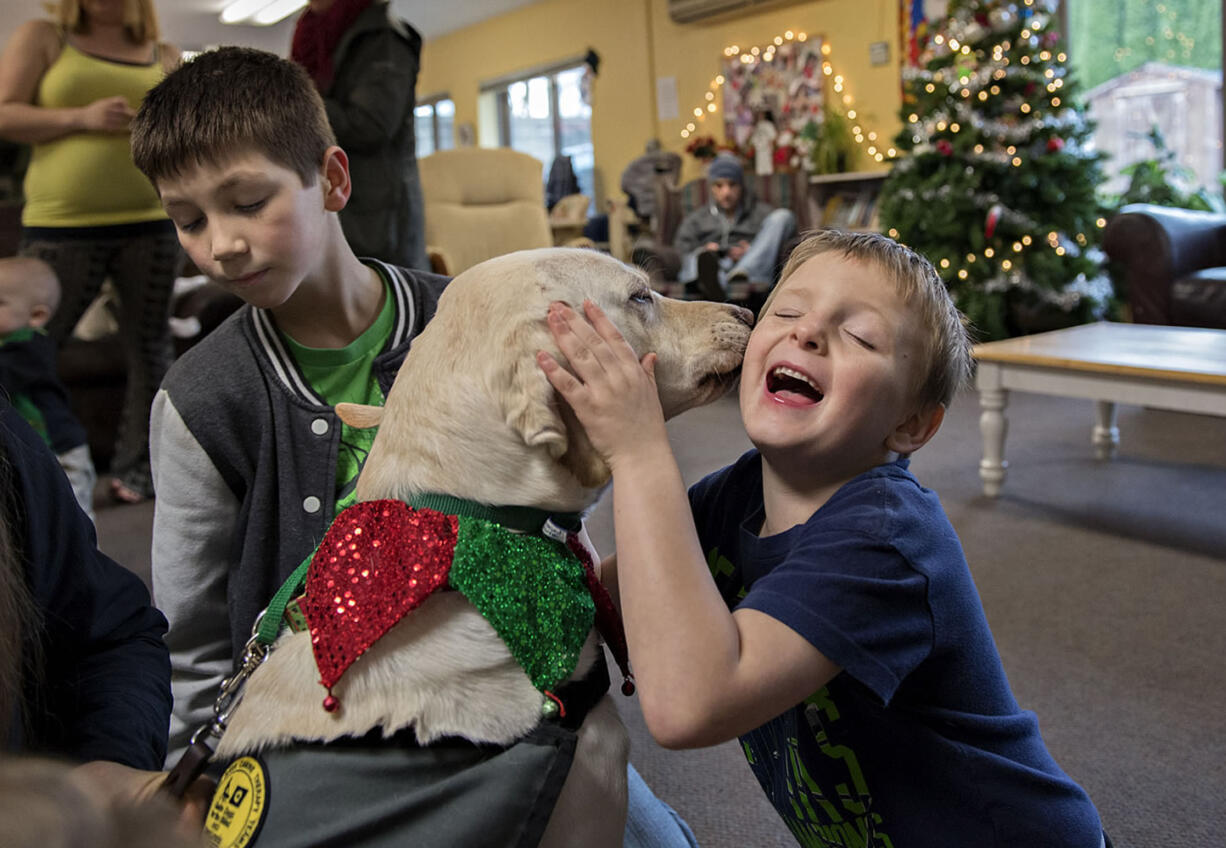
[150,261,449,759]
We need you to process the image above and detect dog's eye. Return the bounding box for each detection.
[629,289,653,305]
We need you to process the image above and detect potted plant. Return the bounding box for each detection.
[810,109,854,174]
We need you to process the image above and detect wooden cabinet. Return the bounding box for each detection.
[807,170,889,232]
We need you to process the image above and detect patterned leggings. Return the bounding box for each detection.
[20,224,180,497]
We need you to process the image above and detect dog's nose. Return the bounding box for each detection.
[729,304,754,327]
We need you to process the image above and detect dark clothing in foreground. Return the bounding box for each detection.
[1,400,170,768]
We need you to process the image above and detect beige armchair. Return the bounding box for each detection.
[418,148,554,276]
[548,193,591,246]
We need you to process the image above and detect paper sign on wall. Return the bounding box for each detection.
[656,76,679,121]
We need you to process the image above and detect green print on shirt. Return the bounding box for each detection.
[333,422,376,515]
[707,546,893,847]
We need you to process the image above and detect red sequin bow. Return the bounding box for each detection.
[302,500,457,708]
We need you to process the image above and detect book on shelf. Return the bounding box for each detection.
[830,190,863,229]
[822,194,844,227]
[864,196,882,232]
[846,188,871,229]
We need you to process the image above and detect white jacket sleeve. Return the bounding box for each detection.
[150,388,240,764]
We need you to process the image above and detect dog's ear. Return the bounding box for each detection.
[505,350,568,455]
[503,332,612,489]
[336,402,384,429]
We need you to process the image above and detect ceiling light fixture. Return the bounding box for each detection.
[220,0,307,26]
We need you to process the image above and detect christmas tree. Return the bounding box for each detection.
[878,0,1113,340]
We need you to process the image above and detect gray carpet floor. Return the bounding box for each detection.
[95,387,1226,847]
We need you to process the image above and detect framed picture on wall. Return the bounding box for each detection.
[721,37,825,149]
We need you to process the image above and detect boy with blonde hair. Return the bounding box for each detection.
[541,230,1107,846]
[0,255,96,522]
[130,46,449,758]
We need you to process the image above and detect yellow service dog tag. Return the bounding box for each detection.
[203,756,268,848]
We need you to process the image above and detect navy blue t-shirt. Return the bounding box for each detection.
[689,451,1102,847]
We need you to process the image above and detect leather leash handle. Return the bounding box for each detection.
[161,732,215,799]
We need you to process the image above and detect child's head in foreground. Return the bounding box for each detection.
[131,46,335,192]
[0,257,60,337]
[741,229,973,478]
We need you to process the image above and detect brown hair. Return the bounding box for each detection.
[762,229,974,410]
[131,46,337,189]
[56,0,160,45]
[0,436,41,745]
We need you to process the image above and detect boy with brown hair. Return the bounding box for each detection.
[130,46,449,757]
[0,256,96,522]
[541,230,1107,846]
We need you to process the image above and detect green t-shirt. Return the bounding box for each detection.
[282,275,394,516]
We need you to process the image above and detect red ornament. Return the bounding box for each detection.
[1046,136,1065,153]
[985,204,1003,239]
[936,139,954,157]
[303,500,458,703]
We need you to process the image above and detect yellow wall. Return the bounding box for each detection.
[418,0,902,205]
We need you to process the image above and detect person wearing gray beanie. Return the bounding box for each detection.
[673,154,796,301]
[706,154,744,185]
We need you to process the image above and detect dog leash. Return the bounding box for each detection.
[161,610,273,798]
[162,536,333,799]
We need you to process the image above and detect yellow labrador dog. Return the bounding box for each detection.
[209,248,751,848]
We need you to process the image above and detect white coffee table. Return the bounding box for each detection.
[972,322,1226,496]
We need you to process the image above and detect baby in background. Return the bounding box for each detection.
[0,256,96,523]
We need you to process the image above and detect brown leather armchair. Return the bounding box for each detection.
[1102,203,1226,329]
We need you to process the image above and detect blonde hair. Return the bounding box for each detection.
[762,229,974,410]
[55,0,160,45]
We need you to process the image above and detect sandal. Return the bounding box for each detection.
[108,478,148,505]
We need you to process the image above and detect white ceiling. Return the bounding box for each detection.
[2,1,542,55]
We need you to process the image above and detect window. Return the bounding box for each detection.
[1067,0,1223,195]
[485,62,595,209]
[415,97,455,158]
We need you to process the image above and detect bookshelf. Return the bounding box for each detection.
[807,170,889,233]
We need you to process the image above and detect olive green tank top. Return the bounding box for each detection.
[22,42,167,228]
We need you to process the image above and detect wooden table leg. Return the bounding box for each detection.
[977,363,1009,497]
[1092,400,1119,460]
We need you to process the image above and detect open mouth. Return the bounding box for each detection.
[767,365,824,403]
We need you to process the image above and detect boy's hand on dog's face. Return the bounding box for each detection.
[538,300,670,472]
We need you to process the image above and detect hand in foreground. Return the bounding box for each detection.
[71,760,215,834]
[537,300,667,470]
